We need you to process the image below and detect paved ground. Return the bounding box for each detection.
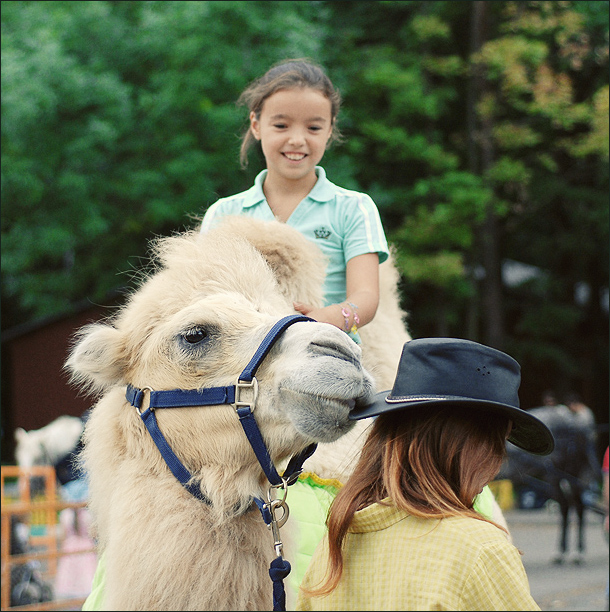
[505,505,608,611]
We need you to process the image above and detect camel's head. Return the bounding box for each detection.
[66,218,375,509]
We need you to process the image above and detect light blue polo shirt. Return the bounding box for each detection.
[201,167,389,307]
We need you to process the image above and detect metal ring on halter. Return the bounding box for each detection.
[134,386,155,416]
[267,476,289,505]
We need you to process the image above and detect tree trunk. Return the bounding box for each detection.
[471,0,505,349]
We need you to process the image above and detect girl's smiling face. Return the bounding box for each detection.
[250,87,333,185]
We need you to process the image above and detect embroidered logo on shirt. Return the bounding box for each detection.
[314,227,331,239]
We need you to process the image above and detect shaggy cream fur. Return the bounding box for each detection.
[66,217,390,610]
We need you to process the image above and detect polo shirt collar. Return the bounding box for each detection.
[308,167,335,202]
[244,167,335,208]
[242,170,268,208]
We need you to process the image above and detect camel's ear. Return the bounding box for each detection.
[65,323,128,393]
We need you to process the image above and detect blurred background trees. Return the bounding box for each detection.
[2,1,608,419]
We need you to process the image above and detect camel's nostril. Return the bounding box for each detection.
[309,341,359,365]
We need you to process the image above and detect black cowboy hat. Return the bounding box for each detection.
[350,337,554,456]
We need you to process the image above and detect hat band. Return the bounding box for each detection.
[385,393,521,411]
[386,395,467,403]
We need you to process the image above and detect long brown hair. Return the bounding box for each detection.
[304,405,509,597]
[237,58,342,167]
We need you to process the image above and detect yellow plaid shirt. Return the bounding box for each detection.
[296,501,540,611]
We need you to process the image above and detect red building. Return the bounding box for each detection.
[1,294,123,464]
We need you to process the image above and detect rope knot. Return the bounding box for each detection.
[269,556,291,611]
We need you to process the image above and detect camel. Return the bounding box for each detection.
[66,216,505,610]
[66,216,403,610]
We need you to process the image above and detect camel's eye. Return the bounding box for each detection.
[182,327,208,344]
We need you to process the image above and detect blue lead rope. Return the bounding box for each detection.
[269,557,292,611]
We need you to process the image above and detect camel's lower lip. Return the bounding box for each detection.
[280,386,358,406]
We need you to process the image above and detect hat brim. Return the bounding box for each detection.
[350,390,555,456]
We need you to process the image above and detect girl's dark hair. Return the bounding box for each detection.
[237,58,342,167]
[302,406,510,597]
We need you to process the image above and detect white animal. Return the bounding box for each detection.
[66,217,386,610]
[15,415,84,469]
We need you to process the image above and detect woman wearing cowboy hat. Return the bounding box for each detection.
[296,337,554,611]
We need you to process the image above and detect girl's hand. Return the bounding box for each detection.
[294,252,381,331]
[293,302,347,330]
[293,301,314,316]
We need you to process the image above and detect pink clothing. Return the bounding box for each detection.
[54,508,97,599]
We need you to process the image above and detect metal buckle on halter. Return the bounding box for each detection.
[234,377,259,412]
[134,387,154,416]
[265,477,290,557]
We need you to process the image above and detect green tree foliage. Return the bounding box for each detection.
[2,1,608,413]
[319,0,608,407]
[471,1,609,405]
[2,0,325,322]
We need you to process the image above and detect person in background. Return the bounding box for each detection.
[542,389,560,407]
[200,58,389,345]
[564,391,599,491]
[602,445,609,610]
[565,392,596,430]
[532,389,575,437]
[602,446,609,535]
[530,391,601,565]
[296,337,554,611]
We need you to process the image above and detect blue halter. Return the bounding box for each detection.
[125,314,318,611]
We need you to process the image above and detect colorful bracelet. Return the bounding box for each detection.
[341,303,360,334]
[341,307,351,332]
[347,302,359,333]
[350,311,360,335]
